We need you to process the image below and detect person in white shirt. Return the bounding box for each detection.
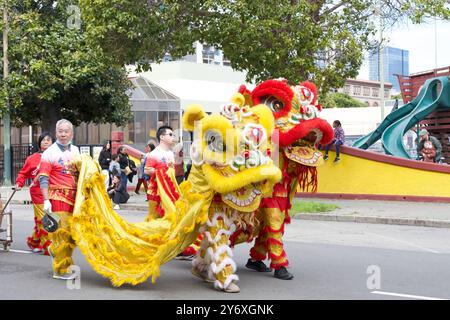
[146,126,175,172]
[144,126,175,220]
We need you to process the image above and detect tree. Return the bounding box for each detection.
[324,92,367,108]
[79,0,450,95]
[0,1,133,132]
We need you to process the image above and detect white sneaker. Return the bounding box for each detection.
[113,204,120,210]
[32,248,43,253]
[222,282,240,293]
[53,272,78,280]
[191,268,214,283]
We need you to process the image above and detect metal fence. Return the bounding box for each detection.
[0,144,33,185]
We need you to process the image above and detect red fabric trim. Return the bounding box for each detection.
[147,174,165,217]
[229,229,242,247]
[260,197,290,211]
[250,247,267,261]
[182,246,197,256]
[238,84,252,96]
[268,250,287,261]
[27,237,40,249]
[278,117,334,147]
[41,239,52,249]
[157,169,180,202]
[251,80,293,118]
[50,200,74,213]
[263,224,285,234]
[267,238,283,247]
[296,164,318,193]
[270,261,289,269]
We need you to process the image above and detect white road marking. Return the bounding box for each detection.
[367,232,441,254]
[371,290,447,300]
[7,249,32,254]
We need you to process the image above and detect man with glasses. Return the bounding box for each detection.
[144,125,176,220]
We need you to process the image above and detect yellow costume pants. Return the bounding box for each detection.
[250,207,289,269]
[48,211,76,274]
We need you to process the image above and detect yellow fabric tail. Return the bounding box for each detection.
[72,155,213,286]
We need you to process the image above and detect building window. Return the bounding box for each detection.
[353,86,361,96]
[344,85,350,94]
[373,102,378,107]
[384,89,390,99]
[147,111,158,140]
[372,88,379,97]
[363,87,370,96]
[223,56,231,67]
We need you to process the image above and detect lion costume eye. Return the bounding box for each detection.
[260,96,285,113]
[205,130,226,152]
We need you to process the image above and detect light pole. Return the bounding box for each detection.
[2,0,12,186]
[434,16,438,70]
[378,0,385,122]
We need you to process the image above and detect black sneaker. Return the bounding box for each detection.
[323,155,329,160]
[245,259,271,272]
[333,157,340,163]
[274,267,294,280]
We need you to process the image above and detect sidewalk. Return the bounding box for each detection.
[3,187,450,228]
[293,197,450,228]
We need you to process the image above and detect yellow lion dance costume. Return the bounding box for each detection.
[70,103,281,293]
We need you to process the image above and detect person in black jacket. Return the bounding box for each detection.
[117,146,131,190]
[107,175,130,210]
[98,140,112,188]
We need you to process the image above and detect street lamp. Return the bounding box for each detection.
[2,0,12,186]
[378,0,385,122]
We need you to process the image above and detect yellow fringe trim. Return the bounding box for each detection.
[70,155,213,287]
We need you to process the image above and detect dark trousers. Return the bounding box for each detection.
[325,140,344,158]
[135,178,148,193]
[120,172,128,190]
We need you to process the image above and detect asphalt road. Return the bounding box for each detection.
[1,204,450,300]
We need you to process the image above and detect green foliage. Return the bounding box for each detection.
[391,93,403,100]
[0,0,133,132]
[79,0,450,95]
[326,92,368,108]
[318,94,337,109]
[290,200,339,215]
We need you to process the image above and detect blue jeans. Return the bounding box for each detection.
[120,172,128,190]
[325,140,343,158]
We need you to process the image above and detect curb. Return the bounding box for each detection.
[293,213,450,228]
[9,200,450,229]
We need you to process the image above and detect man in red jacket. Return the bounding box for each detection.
[38,119,80,280]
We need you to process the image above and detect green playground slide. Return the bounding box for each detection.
[352,76,450,159]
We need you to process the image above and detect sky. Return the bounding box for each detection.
[358,18,450,79]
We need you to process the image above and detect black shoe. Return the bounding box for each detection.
[274,267,294,280]
[323,155,328,160]
[333,157,340,163]
[245,259,271,272]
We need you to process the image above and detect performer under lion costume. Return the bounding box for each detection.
[69,103,281,293]
[229,79,334,280]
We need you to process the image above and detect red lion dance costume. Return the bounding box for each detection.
[231,79,334,279]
